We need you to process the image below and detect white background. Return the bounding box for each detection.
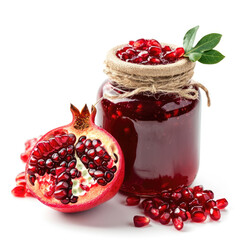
[0,0,239,239]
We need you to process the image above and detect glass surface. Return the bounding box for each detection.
[96,80,201,196]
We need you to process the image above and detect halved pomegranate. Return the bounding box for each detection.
[25,104,124,213]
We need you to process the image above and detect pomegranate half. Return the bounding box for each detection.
[25,104,124,213]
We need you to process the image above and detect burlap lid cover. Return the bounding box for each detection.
[104,44,210,106]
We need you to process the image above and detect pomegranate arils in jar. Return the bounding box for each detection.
[116,38,184,65]
[129,184,228,230]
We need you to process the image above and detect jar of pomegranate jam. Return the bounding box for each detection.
[96,40,203,196]
[96,82,200,196]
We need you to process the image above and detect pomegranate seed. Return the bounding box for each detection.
[92,139,102,148]
[104,171,114,182]
[203,190,214,199]
[11,185,26,197]
[58,148,67,158]
[148,39,161,47]
[193,185,203,193]
[160,190,171,200]
[164,52,176,61]
[149,207,160,219]
[94,170,104,178]
[16,179,26,187]
[49,138,60,149]
[210,207,221,221]
[87,149,96,158]
[96,146,105,156]
[148,57,161,64]
[55,166,66,176]
[138,50,149,59]
[181,188,194,201]
[52,153,60,163]
[70,196,78,203]
[32,148,42,159]
[188,198,200,209]
[20,153,29,162]
[132,57,143,63]
[36,142,47,154]
[171,192,182,202]
[158,203,169,213]
[175,47,185,57]
[53,189,67,200]
[97,177,107,186]
[57,172,70,182]
[141,199,153,209]
[152,197,164,207]
[80,184,90,191]
[78,136,86,143]
[55,181,69,191]
[126,196,140,206]
[75,142,85,153]
[27,165,37,175]
[69,168,78,178]
[159,212,171,225]
[121,53,130,60]
[15,172,25,182]
[43,141,53,152]
[129,40,134,46]
[133,216,150,227]
[174,207,188,221]
[149,46,162,56]
[205,199,216,212]
[191,211,207,222]
[173,217,183,230]
[133,39,146,49]
[37,159,45,168]
[67,133,76,145]
[29,175,36,185]
[216,198,228,209]
[46,158,54,168]
[190,205,205,214]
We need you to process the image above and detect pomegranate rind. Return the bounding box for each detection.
[25,104,124,213]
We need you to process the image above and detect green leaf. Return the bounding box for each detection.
[198,49,225,64]
[183,25,199,53]
[187,33,222,54]
[187,52,202,62]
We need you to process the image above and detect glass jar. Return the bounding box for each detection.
[96,80,201,197]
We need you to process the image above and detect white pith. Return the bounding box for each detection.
[71,152,96,196]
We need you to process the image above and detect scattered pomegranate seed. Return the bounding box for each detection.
[129,184,228,230]
[11,185,26,197]
[133,216,150,227]
[126,196,140,206]
[173,217,184,230]
[159,212,171,225]
[116,38,184,65]
[216,198,228,209]
[210,207,221,221]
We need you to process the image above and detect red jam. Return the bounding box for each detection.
[96,81,201,196]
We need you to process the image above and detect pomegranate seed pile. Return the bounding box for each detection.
[116,38,185,65]
[128,185,228,230]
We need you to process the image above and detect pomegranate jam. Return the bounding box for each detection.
[96,81,201,196]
